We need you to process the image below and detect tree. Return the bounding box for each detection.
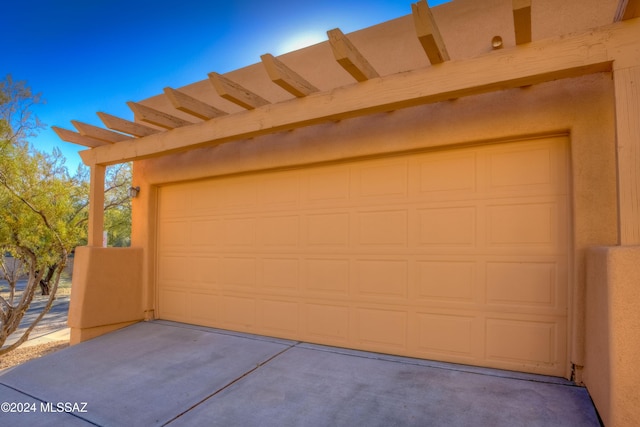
[0,144,75,353]
[104,163,132,247]
[0,75,85,353]
[0,75,133,353]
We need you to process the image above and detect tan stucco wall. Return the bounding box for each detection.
[68,246,145,343]
[585,246,640,426]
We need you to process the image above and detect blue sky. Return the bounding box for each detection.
[4,0,448,172]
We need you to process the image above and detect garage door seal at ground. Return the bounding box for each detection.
[0,321,599,426]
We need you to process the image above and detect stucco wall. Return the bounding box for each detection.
[68,246,144,344]
[585,246,640,426]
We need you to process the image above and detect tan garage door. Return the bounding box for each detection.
[157,136,570,377]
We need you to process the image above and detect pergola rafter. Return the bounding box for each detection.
[208,72,270,110]
[97,112,161,137]
[327,28,379,82]
[127,101,195,130]
[163,87,228,120]
[411,0,449,64]
[52,126,111,148]
[261,53,319,97]
[71,120,132,143]
[513,0,532,45]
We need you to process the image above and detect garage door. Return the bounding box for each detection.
[157,137,570,377]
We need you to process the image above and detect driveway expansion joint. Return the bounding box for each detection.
[162,341,299,426]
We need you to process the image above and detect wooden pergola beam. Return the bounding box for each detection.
[127,101,194,130]
[52,126,111,148]
[80,20,640,167]
[97,112,161,137]
[513,0,533,45]
[163,87,228,120]
[615,0,640,21]
[208,72,270,110]
[327,28,379,82]
[411,0,450,64]
[71,120,132,143]
[261,53,319,97]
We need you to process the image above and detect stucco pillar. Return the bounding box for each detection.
[613,64,640,244]
[87,164,106,247]
[585,246,640,427]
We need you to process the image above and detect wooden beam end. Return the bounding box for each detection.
[412,0,450,64]
[513,0,533,45]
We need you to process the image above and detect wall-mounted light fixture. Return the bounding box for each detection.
[129,186,140,198]
[491,36,504,49]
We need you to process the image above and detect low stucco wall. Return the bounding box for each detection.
[584,246,640,426]
[68,246,144,344]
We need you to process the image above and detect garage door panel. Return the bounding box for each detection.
[189,292,219,325]
[158,288,188,320]
[488,147,553,188]
[258,172,301,207]
[357,210,408,246]
[415,312,477,356]
[190,220,222,249]
[418,206,477,246]
[219,179,257,210]
[415,260,476,302]
[261,258,299,291]
[158,137,570,377]
[219,295,256,329]
[159,220,190,249]
[355,259,408,299]
[487,202,557,247]
[485,317,564,368]
[355,307,408,350]
[190,257,219,287]
[418,152,477,195]
[304,258,350,296]
[486,261,558,308]
[159,185,191,218]
[191,182,220,213]
[306,213,350,246]
[304,303,350,344]
[258,299,300,336]
[305,166,351,204]
[223,217,256,246]
[356,160,408,199]
[259,215,300,247]
[158,256,190,284]
[221,257,257,288]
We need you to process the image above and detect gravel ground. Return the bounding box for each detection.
[0,341,69,370]
[0,286,72,371]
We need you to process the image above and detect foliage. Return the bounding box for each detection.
[0,75,70,353]
[0,75,133,353]
[104,163,132,247]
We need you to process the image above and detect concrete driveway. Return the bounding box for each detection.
[0,321,600,426]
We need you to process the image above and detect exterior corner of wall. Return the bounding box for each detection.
[584,245,640,427]
[68,245,91,329]
[608,246,640,426]
[583,246,612,425]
